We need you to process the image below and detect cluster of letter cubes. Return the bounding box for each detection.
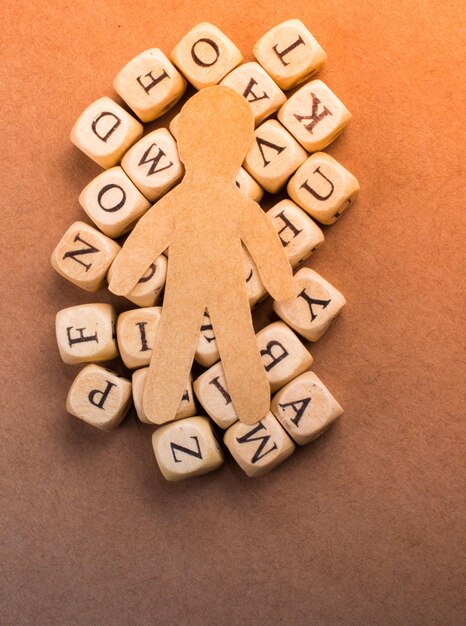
[52,20,358,480]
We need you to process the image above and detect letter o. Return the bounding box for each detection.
[191,38,220,67]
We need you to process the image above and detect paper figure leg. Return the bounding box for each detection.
[209,294,270,425]
[143,288,205,425]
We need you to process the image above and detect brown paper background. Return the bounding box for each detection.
[1,1,464,624]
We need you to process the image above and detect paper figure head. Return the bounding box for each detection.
[177,86,254,179]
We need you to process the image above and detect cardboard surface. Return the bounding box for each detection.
[1,1,464,624]
[110,86,293,425]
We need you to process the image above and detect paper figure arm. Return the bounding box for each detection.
[108,195,177,296]
[239,197,294,302]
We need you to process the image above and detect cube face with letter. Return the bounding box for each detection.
[193,361,238,429]
[256,322,313,392]
[66,364,132,431]
[121,128,184,202]
[70,96,143,168]
[51,221,120,292]
[220,61,286,125]
[253,19,327,90]
[194,310,220,368]
[79,166,151,238]
[271,371,342,445]
[273,268,346,342]
[116,307,162,369]
[278,80,351,152]
[114,48,187,122]
[55,303,118,365]
[132,367,196,424]
[288,152,359,224]
[171,23,243,90]
[266,199,324,267]
[224,411,295,477]
[152,416,224,481]
[243,119,308,193]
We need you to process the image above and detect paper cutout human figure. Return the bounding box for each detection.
[109,86,294,425]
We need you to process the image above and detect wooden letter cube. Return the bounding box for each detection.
[243,119,307,193]
[194,309,220,368]
[271,371,342,445]
[113,48,187,122]
[116,307,162,369]
[256,321,313,392]
[170,23,242,90]
[220,61,286,125]
[273,268,346,341]
[287,152,359,224]
[51,221,120,291]
[235,167,264,203]
[121,128,184,202]
[266,199,324,267]
[56,303,118,365]
[70,96,143,169]
[107,254,167,308]
[223,411,295,477]
[132,367,196,423]
[66,364,132,431]
[79,166,151,238]
[193,362,237,429]
[253,19,327,90]
[152,416,224,481]
[278,80,351,152]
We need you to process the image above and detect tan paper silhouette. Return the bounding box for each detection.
[109,86,294,425]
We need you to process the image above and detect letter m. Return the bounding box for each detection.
[236,422,278,464]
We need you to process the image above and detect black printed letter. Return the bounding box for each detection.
[294,93,332,134]
[236,422,278,463]
[260,340,289,371]
[88,380,117,410]
[91,111,121,142]
[62,233,100,271]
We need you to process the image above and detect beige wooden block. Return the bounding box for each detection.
[79,167,151,238]
[253,20,327,90]
[271,371,342,445]
[113,48,187,122]
[287,152,359,224]
[266,199,324,267]
[273,268,346,341]
[243,246,267,307]
[66,364,132,431]
[170,22,242,90]
[152,416,224,481]
[194,309,220,368]
[121,128,184,202]
[51,221,120,292]
[235,167,264,203]
[56,303,118,365]
[132,367,196,424]
[70,96,143,169]
[223,411,295,477]
[278,80,351,152]
[116,306,162,369]
[107,254,167,307]
[193,362,237,429]
[243,119,307,193]
[220,62,286,125]
[256,321,313,392]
